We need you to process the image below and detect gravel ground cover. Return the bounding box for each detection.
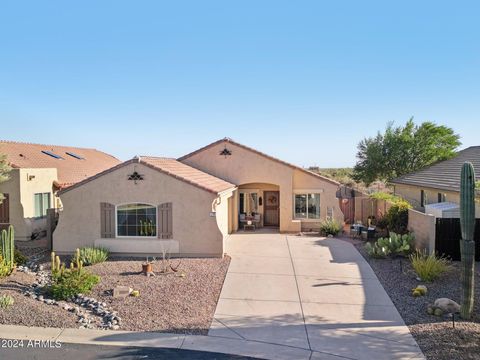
[0,241,230,335]
[88,257,230,334]
[351,238,480,360]
[0,270,79,328]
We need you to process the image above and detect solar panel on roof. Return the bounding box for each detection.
[41,150,64,159]
[66,151,85,160]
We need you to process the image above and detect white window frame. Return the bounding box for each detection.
[33,192,51,218]
[115,203,158,238]
[293,190,322,221]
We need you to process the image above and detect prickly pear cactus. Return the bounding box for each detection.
[460,162,476,319]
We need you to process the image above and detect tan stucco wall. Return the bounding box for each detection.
[293,169,344,231]
[181,141,342,232]
[408,208,436,253]
[0,168,57,240]
[394,184,459,210]
[53,163,226,257]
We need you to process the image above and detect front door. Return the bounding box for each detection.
[263,191,280,226]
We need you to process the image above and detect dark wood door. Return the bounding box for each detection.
[264,191,279,226]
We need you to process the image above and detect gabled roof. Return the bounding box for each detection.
[59,156,236,195]
[178,137,340,186]
[0,140,121,188]
[391,146,480,192]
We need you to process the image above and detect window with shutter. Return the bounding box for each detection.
[100,202,115,238]
[158,203,173,239]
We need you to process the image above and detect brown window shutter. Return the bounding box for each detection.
[100,202,115,238]
[0,194,9,224]
[158,203,173,239]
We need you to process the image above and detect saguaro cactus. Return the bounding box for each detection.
[1,225,15,271]
[460,162,476,319]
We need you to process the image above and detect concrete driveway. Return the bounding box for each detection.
[209,231,424,360]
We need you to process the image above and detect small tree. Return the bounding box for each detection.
[353,118,460,185]
[0,153,11,203]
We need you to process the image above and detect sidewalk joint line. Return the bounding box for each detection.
[212,318,246,340]
[286,235,312,352]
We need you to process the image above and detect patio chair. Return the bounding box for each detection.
[253,214,261,227]
[239,213,247,225]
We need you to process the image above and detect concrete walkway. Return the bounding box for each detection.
[209,231,424,360]
[0,232,424,360]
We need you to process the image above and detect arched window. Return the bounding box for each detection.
[117,203,157,237]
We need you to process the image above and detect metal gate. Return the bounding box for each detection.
[435,218,480,261]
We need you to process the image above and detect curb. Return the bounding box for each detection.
[0,324,314,360]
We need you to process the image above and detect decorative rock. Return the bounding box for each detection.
[434,298,460,314]
[111,325,120,330]
[113,286,130,299]
[37,295,44,302]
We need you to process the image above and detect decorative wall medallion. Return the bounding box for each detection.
[128,167,144,184]
[219,146,232,158]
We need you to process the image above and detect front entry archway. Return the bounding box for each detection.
[236,183,280,231]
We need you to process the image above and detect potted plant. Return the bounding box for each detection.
[142,257,156,275]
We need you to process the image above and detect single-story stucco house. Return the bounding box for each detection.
[53,138,343,257]
[391,146,480,211]
[0,140,120,240]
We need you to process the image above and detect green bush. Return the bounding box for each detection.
[75,247,109,266]
[375,217,389,229]
[369,192,403,202]
[50,270,100,300]
[319,219,342,236]
[365,232,414,258]
[49,249,100,300]
[369,192,412,233]
[410,250,450,282]
[385,200,411,234]
[0,256,13,278]
[14,249,27,265]
[0,294,14,309]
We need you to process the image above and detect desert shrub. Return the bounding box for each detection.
[50,270,100,300]
[14,249,27,265]
[369,192,412,234]
[365,232,414,258]
[76,246,109,266]
[410,250,450,282]
[375,217,389,229]
[319,219,342,236]
[0,256,13,278]
[0,294,14,309]
[385,200,411,234]
[49,249,100,300]
[369,192,402,202]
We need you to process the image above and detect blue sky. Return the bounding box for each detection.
[1,1,479,167]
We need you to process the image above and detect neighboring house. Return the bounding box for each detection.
[391,146,480,211]
[0,141,121,240]
[54,138,343,256]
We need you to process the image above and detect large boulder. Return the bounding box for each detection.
[434,298,461,314]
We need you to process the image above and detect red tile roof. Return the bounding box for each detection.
[140,157,236,193]
[0,140,121,188]
[59,157,236,195]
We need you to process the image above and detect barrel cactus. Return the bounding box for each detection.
[459,162,476,319]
